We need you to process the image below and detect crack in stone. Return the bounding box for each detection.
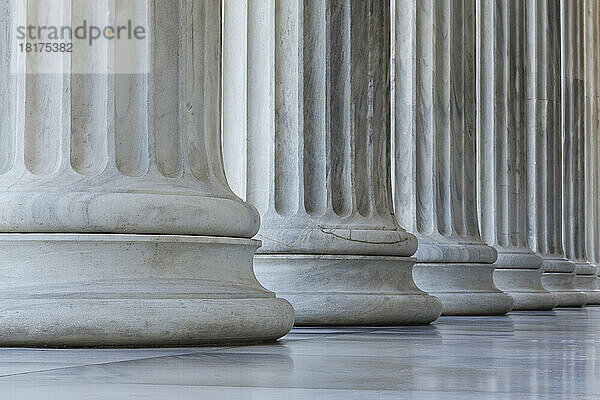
[317,226,409,245]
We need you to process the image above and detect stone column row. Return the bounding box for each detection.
[2,0,599,347]
[221,0,600,322]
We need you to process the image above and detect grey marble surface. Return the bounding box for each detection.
[0,307,599,399]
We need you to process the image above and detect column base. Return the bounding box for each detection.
[573,275,600,305]
[541,272,588,307]
[413,263,514,316]
[493,269,557,310]
[0,234,295,346]
[254,255,442,326]
[541,255,576,273]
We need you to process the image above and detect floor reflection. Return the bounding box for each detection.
[0,307,598,399]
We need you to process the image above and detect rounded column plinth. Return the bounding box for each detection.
[541,256,577,273]
[0,234,295,346]
[541,257,587,307]
[0,191,260,238]
[573,261,598,276]
[413,263,514,316]
[491,251,556,311]
[573,263,600,304]
[573,275,600,305]
[541,273,588,307]
[493,269,557,310]
[254,255,442,326]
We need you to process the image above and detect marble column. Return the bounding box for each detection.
[477,0,556,310]
[394,0,513,315]
[576,0,600,304]
[558,0,591,306]
[0,0,294,346]
[595,1,600,296]
[223,0,442,325]
[539,0,587,306]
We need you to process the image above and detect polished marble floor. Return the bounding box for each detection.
[0,307,598,399]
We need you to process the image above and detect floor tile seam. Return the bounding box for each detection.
[21,381,580,396]
[0,350,218,379]
[202,330,385,353]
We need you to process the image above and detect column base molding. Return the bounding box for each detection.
[541,272,588,307]
[0,191,260,238]
[0,234,295,346]
[493,269,557,310]
[413,263,514,316]
[573,261,598,275]
[573,275,600,305]
[541,256,576,273]
[254,255,442,326]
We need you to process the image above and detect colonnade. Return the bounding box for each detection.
[223,0,600,323]
[0,0,597,345]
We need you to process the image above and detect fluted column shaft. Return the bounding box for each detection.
[0,0,294,345]
[394,0,513,315]
[565,0,590,271]
[224,0,441,325]
[530,0,586,306]
[594,0,600,294]
[562,0,581,266]
[555,0,591,306]
[478,0,556,310]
